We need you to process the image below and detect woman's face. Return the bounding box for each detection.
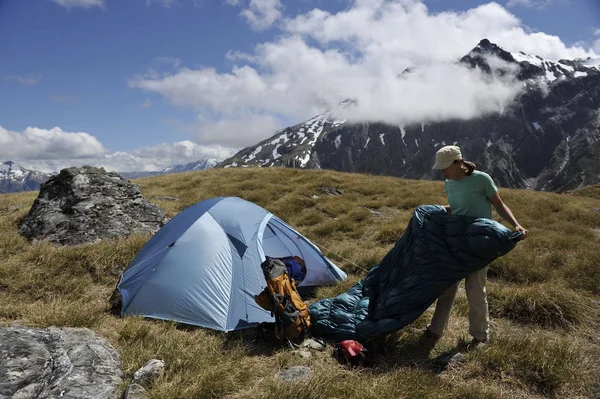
[440,161,463,180]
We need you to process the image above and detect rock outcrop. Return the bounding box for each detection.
[0,326,122,398]
[19,166,169,245]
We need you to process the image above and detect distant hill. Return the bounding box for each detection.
[0,158,220,193]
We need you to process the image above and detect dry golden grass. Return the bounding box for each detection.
[0,167,599,398]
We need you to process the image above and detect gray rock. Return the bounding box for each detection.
[18,166,169,245]
[276,366,312,382]
[300,338,326,351]
[0,326,122,398]
[122,383,148,399]
[132,359,164,387]
[435,352,466,366]
[317,187,343,196]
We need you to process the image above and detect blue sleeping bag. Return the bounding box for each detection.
[309,205,521,342]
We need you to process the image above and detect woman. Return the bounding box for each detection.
[427,145,527,345]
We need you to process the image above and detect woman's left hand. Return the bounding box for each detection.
[515,225,527,239]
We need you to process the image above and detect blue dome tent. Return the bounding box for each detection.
[117,196,346,331]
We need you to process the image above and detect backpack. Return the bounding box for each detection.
[255,257,311,345]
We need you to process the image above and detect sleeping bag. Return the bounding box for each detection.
[309,205,521,342]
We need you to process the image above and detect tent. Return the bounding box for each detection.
[117,196,346,331]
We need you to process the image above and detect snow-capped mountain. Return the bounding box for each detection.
[0,161,52,193]
[219,39,600,192]
[160,158,220,174]
[1,159,221,193]
[118,158,220,179]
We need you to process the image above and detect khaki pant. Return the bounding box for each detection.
[427,266,490,341]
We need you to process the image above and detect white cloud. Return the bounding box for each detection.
[594,28,600,37]
[130,0,598,147]
[0,125,107,161]
[506,0,560,8]
[51,0,104,8]
[5,75,41,86]
[196,113,281,147]
[240,0,283,31]
[1,125,233,173]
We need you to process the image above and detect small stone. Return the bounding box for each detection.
[122,383,148,399]
[317,187,343,196]
[435,352,465,366]
[301,338,326,351]
[448,352,465,364]
[132,359,164,387]
[276,366,312,382]
[367,208,384,217]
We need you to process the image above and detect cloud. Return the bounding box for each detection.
[0,125,107,161]
[1,125,233,173]
[51,0,105,8]
[130,0,598,147]
[6,75,41,86]
[196,113,282,147]
[141,99,152,108]
[51,94,79,104]
[505,0,561,8]
[239,0,283,31]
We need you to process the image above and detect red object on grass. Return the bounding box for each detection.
[338,340,364,358]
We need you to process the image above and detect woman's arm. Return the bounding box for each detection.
[489,192,527,239]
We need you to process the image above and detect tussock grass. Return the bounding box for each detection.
[467,333,597,397]
[488,282,594,329]
[1,167,599,398]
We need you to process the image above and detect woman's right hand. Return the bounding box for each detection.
[515,225,527,239]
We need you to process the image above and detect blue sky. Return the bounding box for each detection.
[1,0,599,172]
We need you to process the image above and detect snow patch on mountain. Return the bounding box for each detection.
[0,161,52,193]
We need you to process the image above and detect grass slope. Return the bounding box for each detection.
[1,167,599,398]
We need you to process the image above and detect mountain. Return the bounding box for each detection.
[0,159,220,194]
[118,159,220,180]
[160,158,220,174]
[219,39,600,192]
[0,161,52,193]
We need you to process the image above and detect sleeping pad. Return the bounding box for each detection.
[309,205,522,342]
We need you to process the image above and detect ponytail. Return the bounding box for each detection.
[462,160,476,176]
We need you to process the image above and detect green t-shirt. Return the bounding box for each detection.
[445,170,498,219]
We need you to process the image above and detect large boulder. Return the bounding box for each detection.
[19,166,169,245]
[0,326,122,398]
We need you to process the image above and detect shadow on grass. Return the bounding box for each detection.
[175,322,289,356]
[344,331,483,375]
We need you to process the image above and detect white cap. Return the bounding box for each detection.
[432,145,462,169]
